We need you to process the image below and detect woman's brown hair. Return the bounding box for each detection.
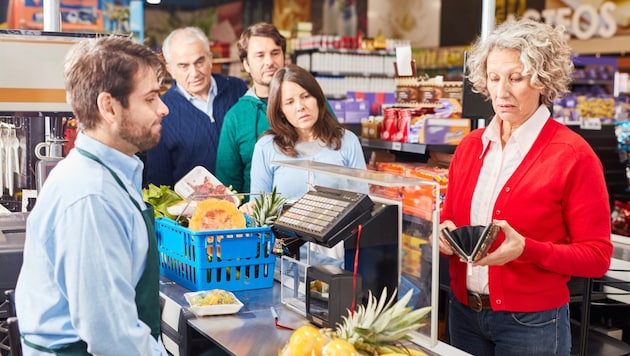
[266,64,343,157]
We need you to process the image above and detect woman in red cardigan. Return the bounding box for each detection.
[438,18,613,356]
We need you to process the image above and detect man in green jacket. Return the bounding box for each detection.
[216,22,286,200]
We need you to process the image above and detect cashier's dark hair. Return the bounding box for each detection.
[63,36,164,129]
[237,22,287,62]
[266,64,343,157]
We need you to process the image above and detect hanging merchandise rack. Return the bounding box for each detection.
[0,117,32,212]
[0,30,96,212]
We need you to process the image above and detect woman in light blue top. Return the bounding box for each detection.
[250,64,366,202]
[249,64,367,264]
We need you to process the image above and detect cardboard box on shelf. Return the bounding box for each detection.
[434,98,463,118]
[329,99,345,120]
[443,81,463,102]
[347,91,396,115]
[343,100,371,124]
[408,113,425,144]
[395,78,419,104]
[402,106,435,144]
[421,117,471,145]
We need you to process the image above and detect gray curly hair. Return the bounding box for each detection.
[465,18,574,107]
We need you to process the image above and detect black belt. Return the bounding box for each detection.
[467,292,491,312]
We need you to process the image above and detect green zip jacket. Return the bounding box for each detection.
[216,89,269,200]
[216,89,337,201]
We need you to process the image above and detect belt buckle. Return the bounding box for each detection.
[469,292,483,312]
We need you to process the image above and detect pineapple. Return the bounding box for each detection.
[320,288,431,355]
[251,186,287,227]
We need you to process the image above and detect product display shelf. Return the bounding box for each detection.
[416,65,464,82]
[615,57,630,97]
[570,55,617,93]
[292,46,395,56]
[270,159,447,351]
[573,78,613,86]
[614,72,630,98]
[293,48,396,76]
[413,45,467,81]
[344,121,456,163]
[360,137,428,155]
[293,47,397,99]
[570,125,630,209]
[359,137,457,155]
[310,70,395,78]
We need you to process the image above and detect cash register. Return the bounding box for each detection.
[272,186,399,327]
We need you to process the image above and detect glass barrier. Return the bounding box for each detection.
[271,159,443,349]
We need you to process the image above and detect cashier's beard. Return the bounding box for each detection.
[118,112,162,152]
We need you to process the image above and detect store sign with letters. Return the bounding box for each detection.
[507,1,619,40]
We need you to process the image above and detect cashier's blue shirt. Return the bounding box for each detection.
[15,132,166,355]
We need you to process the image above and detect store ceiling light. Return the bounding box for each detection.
[147,0,161,4]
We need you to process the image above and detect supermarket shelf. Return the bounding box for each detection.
[361,138,427,154]
[360,138,457,155]
[429,145,458,154]
[313,71,394,78]
[293,47,394,56]
[571,79,613,86]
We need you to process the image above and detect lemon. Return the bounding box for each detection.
[286,325,329,356]
[321,338,358,356]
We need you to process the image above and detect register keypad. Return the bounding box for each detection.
[273,186,374,244]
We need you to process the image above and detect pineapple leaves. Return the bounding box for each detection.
[251,186,287,227]
[334,287,431,348]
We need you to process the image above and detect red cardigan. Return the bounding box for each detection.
[442,118,613,312]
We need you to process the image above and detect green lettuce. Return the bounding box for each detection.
[142,184,184,221]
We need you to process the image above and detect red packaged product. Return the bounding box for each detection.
[612,200,630,236]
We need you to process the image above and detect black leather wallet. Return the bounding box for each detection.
[441,224,500,262]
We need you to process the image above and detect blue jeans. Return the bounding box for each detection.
[448,292,571,356]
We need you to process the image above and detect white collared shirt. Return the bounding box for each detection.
[467,104,550,294]
[175,75,218,122]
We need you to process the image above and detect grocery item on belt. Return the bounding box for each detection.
[174,166,239,205]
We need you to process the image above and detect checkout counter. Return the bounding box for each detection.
[158,161,469,356]
[160,275,309,356]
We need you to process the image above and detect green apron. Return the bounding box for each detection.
[23,148,161,355]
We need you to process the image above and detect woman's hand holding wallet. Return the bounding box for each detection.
[436,220,457,256]
[474,219,525,266]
